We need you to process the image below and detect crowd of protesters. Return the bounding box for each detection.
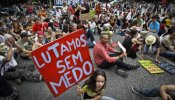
[0,0,175,99]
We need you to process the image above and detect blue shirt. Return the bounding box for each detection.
[149,21,160,34]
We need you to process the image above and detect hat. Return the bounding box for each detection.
[145,35,156,45]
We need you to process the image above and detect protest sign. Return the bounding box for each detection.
[158,63,175,75]
[31,29,94,97]
[118,41,126,53]
[80,10,95,21]
[138,60,164,74]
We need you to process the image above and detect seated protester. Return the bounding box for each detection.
[158,21,168,36]
[77,70,116,100]
[101,26,113,46]
[109,15,116,30]
[0,34,19,79]
[44,27,55,43]
[0,34,42,83]
[88,18,97,34]
[97,15,107,35]
[81,0,90,14]
[123,29,141,59]
[160,27,175,60]
[120,18,129,36]
[23,24,32,36]
[93,33,139,78]
[32,31,44,51]
[77,23,96,48]
[140,33,161,63]
[132,85,175,99]
[147,16,160,35]
[17,32,33,59]
[32,18,42,34]
[61,2,68,15]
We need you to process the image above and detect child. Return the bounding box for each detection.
[77,70,116,100]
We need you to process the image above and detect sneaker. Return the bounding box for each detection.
[115,69,128,78]
[131,87,150,98]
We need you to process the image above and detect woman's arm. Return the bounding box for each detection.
[76,85,84,96]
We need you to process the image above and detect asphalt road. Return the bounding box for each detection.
[11,34,175,100]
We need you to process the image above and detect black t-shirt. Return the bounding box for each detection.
[81,4,90,14]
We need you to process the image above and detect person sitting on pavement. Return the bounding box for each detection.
[101,26,114,46]
[133,13,144,30]
[16,31,33,59]
[44,27,56,43]
[160,27,175,60]
[0,34,42,84]
[93,33,140,78]
[32,31,44,51]
[123,29,141,59]
[140,32,161,63]
[132,85,175,100]
[147,16,160,35]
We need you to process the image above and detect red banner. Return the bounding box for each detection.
[31,29,94,97]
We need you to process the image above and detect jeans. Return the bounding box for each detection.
[141,87,175,99]
[144,44,157,53]
[98,53,133,70]
[160,51,175,58]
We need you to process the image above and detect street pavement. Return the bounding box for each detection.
[11,33,175,100]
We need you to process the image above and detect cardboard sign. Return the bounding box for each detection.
[118,41,126,53]
[158,63,175,75]
[31,29,94,97]
[138,60,164,74]
[80,10,95,21]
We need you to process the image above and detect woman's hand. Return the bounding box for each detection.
[76,85,82,96]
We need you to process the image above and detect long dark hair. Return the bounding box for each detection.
[87,70,106,92]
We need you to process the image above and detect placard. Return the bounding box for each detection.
[138,60,164,74]
[158,63,175,75]
[31,29,94,97]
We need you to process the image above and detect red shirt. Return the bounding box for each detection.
[93,41,117,66]
[32,22,42,33]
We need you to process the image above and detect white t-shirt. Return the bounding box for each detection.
[88,21,96,29]
[62,6,68,13]
[0,47,17,76]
